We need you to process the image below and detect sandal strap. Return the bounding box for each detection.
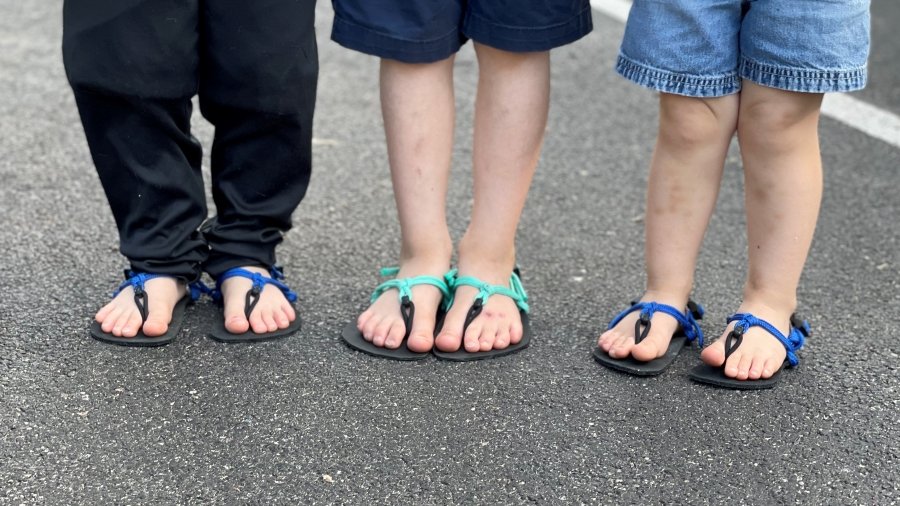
[370,267,451,310]
[112,270,205,323]
[725,313,809,366]
[607,300,705,347]
[211,266,298,303]
[445,268,529,313]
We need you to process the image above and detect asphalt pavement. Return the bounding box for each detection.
[1,2,898,504]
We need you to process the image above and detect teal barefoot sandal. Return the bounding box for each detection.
[431,268,532,362]
[342,267,451,360]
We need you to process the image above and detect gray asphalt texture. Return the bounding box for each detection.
[2,3,899,505]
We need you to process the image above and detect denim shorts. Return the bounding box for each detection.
[616,0,870,97]
[331,0,593,63]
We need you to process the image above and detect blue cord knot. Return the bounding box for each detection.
[607,300,704,347]
[725,313,808,367]
[212,266,298,304]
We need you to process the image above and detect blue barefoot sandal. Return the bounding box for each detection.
[342,267,452,360]
[689,313,809,390]
[90,270,206,347]
[208,266,301,343]
[593,299,705,376]
[431,268,532,362]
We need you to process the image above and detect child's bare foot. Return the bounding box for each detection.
[596,292,689,362]
[95,276,186,337]
[699,300,793,381]
[435,243,523,354]
[357,256,450,352]
[220,266,297,335]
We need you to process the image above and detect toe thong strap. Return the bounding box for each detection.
[368,267,453,341]
[212,266,298,318]
[112,270,165,323]
[113,270,208,323]
[607,300,705,347]
[369,267,452,309]
[445,268,529,314]
[445,269,530,334]
[724,313,809,367]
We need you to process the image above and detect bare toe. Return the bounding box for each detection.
[700,340,726,367]
[260,308,278,333]
[723,351,742,378]
[101,307,124,333]
[748,357,765,380]
[142,311,170,337]
[494,326,511,350]
[406,315,436,353]
[463,320,484,353]
[121,311,144,338]
[384,321,407,349]
[761,358,780,379]
[372,318,394,348]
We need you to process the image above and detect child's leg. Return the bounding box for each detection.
[64,1,207,337]
[434,44,549,353]
[199,0,318,335]
[598,92,738,361]
[355,57,456,351]
[701,80,823,380]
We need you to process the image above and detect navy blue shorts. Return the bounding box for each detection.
[331,0,593,63]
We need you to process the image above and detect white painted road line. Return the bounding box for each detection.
[590,0,900,150]
[821,94,900,149]
[591,0,630,22]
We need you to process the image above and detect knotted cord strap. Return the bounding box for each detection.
[443,269,530,334]
[606,300,705,347]
[445,269,530,314]
[366,267,453,342]
[212,267,299,319]
[369,267,452,310]
[724,313,809,367]
[113,270,169,323]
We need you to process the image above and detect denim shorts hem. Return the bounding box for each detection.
[740,57,867,93]
[615,53,740,98]
[463,5,593,52]
[331,16,463,63]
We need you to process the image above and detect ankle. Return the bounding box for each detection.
[640,288,691,308]
[457,234,516,269]
[399,236,452,266]
[741,287,797,315]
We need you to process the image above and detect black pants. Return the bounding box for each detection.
[63,0,318,281]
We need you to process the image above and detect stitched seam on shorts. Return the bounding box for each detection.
[333,15,460,46]
[617,52,740,89]
[740,56,867,92]
[740,57,867,81]
[465,5,592,32]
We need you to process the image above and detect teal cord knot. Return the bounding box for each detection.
[449,269,529,314]
[370,267,452,310]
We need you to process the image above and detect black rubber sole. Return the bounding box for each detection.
[90,295,190,347]
[688,361,788,390]
[431,312,532,362]
[341,322,431,361]
[341,310,447,361]
[592,334,688,376]
[209,315,302,343]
